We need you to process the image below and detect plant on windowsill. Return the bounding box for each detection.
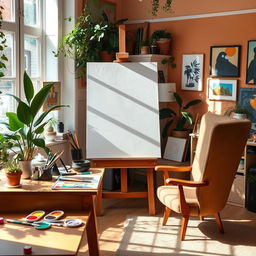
[160,92,202,139]
[0,71,68,179]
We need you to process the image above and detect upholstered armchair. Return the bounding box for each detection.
[156,112,251,240]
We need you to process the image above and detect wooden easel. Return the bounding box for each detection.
[91,26,157,215]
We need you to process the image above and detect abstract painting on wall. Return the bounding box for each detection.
[239,88,256,132]
[246,40,256,84]
[181,54,203,91]
[208,79,237,101]
[210,45,241,77]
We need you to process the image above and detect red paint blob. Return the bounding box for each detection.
[27,216,37,220]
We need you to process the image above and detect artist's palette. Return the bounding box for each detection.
[44,210,64,221]
[25,211,45,223]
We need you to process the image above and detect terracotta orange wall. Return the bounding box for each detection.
[121,0,256,20]
[120,2,256,118]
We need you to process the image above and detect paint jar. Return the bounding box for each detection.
[71,148,83,161]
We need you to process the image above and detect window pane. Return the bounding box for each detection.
[24,36,40,78]
[24,0,39,27]
[0,0,14,22]
[1,33,14,77]
[0,80,15,123]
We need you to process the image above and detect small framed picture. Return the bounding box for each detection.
[164,137,187,162]
[158,70,165,83]
[246,40,256,84]
[181,54,203,91]
[43,81,61,111]
[210,45,241,77]
[208,79,237,101]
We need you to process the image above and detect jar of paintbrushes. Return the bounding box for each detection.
[67,131,82,160]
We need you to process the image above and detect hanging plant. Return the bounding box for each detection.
[151,0,173,16]
[0,6,8,77]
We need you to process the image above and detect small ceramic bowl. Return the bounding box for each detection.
[72,160,91,172]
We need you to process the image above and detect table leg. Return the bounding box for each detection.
[121,168,128,193]
[147,168,155,215]
[86,196,100,256]
[96,181,103,216]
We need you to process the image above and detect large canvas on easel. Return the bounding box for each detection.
[86,62,161,158]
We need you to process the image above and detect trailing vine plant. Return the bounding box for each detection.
[0,6,8,77]
[152,0,173,16]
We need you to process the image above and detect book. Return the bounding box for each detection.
[51,175,101,190]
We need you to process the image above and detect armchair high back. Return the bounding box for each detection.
[156,112,251,240]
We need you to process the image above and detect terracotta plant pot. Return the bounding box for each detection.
[157,38,171,55]
[6,171,22,187]
[171,130,189,138]
[100,51,114,62]
[140,46,150,55]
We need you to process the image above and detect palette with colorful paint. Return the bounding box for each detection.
[44,210,64,221]
[25,211,45,223]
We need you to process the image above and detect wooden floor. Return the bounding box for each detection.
[78,195,256,256]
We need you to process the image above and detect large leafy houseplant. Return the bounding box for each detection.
[1,71,68,161]
[54,7,126,77]
[160,93,201,138]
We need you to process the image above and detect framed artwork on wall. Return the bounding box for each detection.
[239,88,256,132]
[210,45,241,77]
[87,0,116,23]
[208,79,237,101]
[246,40,256,84]
[181,54,203,91]
[43,82,61,111]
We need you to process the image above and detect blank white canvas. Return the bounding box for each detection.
[164,137,187,162]
[86,62,161,159]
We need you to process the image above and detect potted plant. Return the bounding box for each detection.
[2,72,68,179]
[160,93,202,138]
[151,30,172,55]
[151,0,173,16]
[225,104,249,120]
[3,159,22,187]
[140,40,150,55]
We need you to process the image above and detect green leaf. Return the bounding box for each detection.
[183,99,201,110]
[5,112,24,131]
[174,93,182,108]
[5,93,22,103]
[181,112,193,124]
[32,138,45,148]
[17,101,33,125]
[162,120,173,138]
[35,122,48,134]
[159,108,176,119]
[30,83,54,117]
[23,71,34,104]
[1,54,8,61]
[34,104,69,127]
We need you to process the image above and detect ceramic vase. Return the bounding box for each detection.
[20,160,32,179]
[157,38,171,55]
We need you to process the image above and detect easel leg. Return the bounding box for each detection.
[121,168,128,193]
[86,196,100,256]
[147,168,156,215]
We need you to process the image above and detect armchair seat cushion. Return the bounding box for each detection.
[157,185,200,216]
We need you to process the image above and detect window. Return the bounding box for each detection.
[0,0,59,128]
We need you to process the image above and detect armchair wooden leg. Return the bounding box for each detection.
[180,216,189,241]
[162,207,171,225]
[215,212,224,234]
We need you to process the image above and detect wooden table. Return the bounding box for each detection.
[0,169,104,256]
[91,159,157,215]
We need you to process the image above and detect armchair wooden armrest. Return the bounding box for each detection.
[155,166,192,172]
[165,178,209,187]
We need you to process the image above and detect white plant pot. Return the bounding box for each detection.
[19,160,32,179]
[233,113,247,120]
